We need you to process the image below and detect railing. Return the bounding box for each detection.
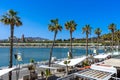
[57,74,75,80]
[112,77,120,80]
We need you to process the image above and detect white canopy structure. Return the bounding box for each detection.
[0,67,15,76]
[73,63,116,80]
[39,65,59,70]
[108,52,120,56]
[91,64,117,73]
[57,56,87,66]
[74,69,114,80]
[57,61,117,80]
[104,58,120,67]
[94,54,110,59]
[113,52,120,55]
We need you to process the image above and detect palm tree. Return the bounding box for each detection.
[94,28,102,54]
[45,69,51,80]
[48,19,62,67]
[82,25,91,56]
[64,60,70,75]
[0,9,22,80]
[65,20,77,59]
[108,23,116,52]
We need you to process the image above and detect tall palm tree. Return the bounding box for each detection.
[65,20,77,59]
[48,19,62,67]
[108,23,116,52]
[94,28,102,54]
[0,9,22,80]
[82,25,91,56]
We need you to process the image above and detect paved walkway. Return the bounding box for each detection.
[0,67,64,80]
[1,68,29,80]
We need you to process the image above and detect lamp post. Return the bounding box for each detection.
[14,53,22,80]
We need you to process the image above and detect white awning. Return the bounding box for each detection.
[91,64,117,73]
[104,58,120,67]
[39,65,58,70]
[0,67,15,76]
[57,56,87,66]
[108,52,120,56]
[94,54,110,59]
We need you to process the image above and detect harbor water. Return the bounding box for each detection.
[0,47,104,67]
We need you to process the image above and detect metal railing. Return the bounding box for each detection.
[112,77,120,80]
[57,74,75,80]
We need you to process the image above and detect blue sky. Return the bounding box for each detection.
[0,0,120,40]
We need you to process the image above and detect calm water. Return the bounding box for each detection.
[0,47,104,67]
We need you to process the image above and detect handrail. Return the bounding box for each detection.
[112,77,120,80]
[57,74,74,80]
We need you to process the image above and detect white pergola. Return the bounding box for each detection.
[39,65,59,70]
[74,69,114,80]
[0,67,15,76]
[57,63,117,80]
[57,56,87,66]
[91,64,117,73]
[94,54,110,59]
[74,63,117,80]
[104,58,120,67]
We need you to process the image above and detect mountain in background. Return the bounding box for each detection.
[24,37,49,41]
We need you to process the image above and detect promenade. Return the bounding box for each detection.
[0,62,65,80]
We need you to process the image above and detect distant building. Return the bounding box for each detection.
[24,37,49,42]
[21,34,25,42]
[2,36,49,43]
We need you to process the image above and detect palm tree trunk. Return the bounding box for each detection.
[48,31,57,68]
[9,25,14,80]
[118,39,120,50]
[97,35,99,55]
[97,36,99,47]
[66,65,68,75]
[86,33,88,56]
[70,31,73,58]
[112,32,114,52]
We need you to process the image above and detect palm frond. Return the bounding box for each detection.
[48,19,62,32]
[95,28,102,36]
[0,9,22,27]
[15,20,22,26]
[64,20,77,32]
[48,25,55,32]
[82,27,86,34]
[108,23,116,32]
[82,24,91,34]
[8,9,17,17]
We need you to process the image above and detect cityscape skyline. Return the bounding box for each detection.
[0,0,120,40]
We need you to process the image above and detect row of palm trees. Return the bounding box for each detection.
[0,10,117,80]
[48,20,117,69]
